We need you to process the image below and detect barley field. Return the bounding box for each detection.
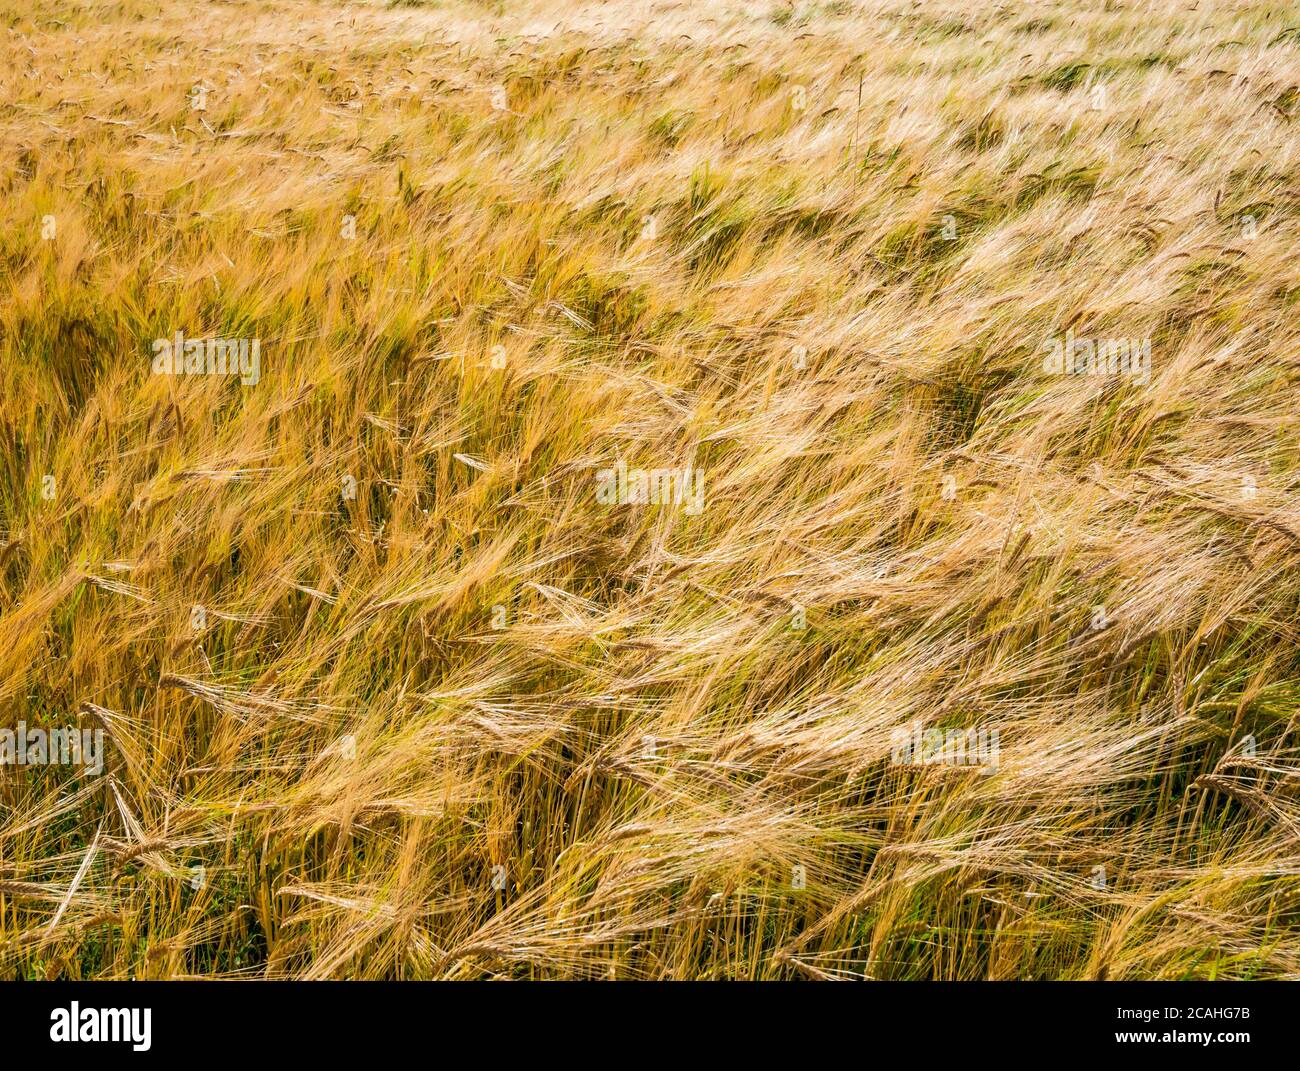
[1,0,1298,980]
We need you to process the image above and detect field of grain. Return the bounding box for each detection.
[1,0,1299,979]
